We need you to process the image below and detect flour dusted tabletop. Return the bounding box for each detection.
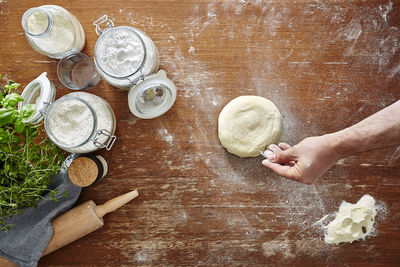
[0,0,399,266]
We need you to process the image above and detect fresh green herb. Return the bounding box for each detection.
[0,76,65,231]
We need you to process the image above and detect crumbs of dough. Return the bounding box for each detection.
[323,194,377,244]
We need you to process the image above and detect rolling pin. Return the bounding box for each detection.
[0,190,139,267]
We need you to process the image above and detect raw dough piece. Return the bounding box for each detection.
[325,194,377,244]
[218,95,282,157]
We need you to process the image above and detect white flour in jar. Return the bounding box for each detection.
[26,8,75,54]
[23,5,85,58]
[96,27,158,89]
[68,92,115,154]
[48,98,94,147]
[97,28,146,76]
[47,92,115,153]
[26,11,49,34]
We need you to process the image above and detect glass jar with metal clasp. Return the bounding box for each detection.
[18,72,117,154]
[93,15,177,119]
[93,15,160,89]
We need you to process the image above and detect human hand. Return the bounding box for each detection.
[262,136,341,184]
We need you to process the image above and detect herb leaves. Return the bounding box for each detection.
[0,76,64,231]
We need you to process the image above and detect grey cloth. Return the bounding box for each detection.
[0,170,81,267]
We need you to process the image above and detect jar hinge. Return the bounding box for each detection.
[92,129,116,150]
[94,15,114,35]
[39,101,51,116]
[131,75,146,86]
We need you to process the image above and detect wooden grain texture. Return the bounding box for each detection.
[0,0,400,266]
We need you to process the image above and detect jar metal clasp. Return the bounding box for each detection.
[39,101,51,116]
[93,15,114,35]
[128,68,146,86]
[92,129,117,150]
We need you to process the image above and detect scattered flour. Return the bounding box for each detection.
[379,1,393,22]
[134,250,151,264]
[262,231,293,259]
[158,128,173,145]
[207,3,217,18]
[108,1,397,264]
[120,116,139,126]
[340,18,362,41]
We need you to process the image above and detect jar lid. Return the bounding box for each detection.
[68,156,100,187]
[18,72,56,124]
[94,25,146,79]
[128,70,177,119]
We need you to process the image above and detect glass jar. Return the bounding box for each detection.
[45,92,116,153]
[63,154,109,187]
[22,5,85,59]
[19,73,116,154]
[93,15,160,89]
[57,52,100,90]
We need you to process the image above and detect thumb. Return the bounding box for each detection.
[269,148,295,163]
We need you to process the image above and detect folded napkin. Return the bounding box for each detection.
[0,170,81,267]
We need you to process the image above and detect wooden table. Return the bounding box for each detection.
[1,0,400,266]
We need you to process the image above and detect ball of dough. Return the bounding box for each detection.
[218,95,282,157]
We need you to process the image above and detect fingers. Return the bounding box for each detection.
[267,143,291,153]
[261,144,282,159]
[262,149,274,158]
[262,159,293,178]
[262,141,321,185]
[263,159,308,184]
[268,144,282,153]
[269,148,295,164]
[278,142,291,150]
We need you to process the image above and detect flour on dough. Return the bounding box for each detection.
[325,194,377,244]
[218,95,282,157]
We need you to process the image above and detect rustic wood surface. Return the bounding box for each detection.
[1,0,400,266]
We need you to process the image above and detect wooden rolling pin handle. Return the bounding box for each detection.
[0,190,140,266]
[95,190,139,218]
[41,190,139,257]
